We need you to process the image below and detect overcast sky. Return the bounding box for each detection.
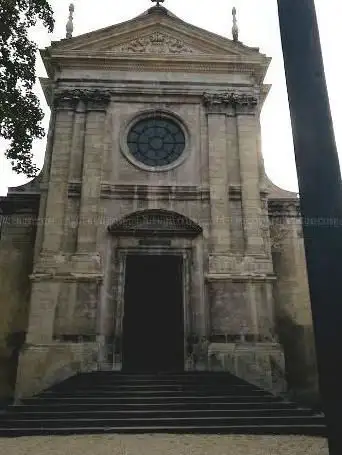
[1,0,341,196]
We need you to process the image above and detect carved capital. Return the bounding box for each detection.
[84,90,111,112]
[54,92,79,111]
[54,90,111,112]
[203,91,258,114]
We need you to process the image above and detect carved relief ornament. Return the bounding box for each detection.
[203,91,258,108]
[120,32,194,55]
[269,222,290,251]
[54,89,111,110]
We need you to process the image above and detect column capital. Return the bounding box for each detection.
[85,90,111,112]
[203,91,258,115]
[53,92,79,111]
[54,89,111,112]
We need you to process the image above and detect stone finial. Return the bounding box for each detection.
[151,0,165,6]
[66,3,75,39]
[232,6,239,42]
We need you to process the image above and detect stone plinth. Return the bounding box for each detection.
[208,342,286,395]
[14,342,98,401]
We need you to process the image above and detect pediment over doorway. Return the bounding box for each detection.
[108,210,202,237]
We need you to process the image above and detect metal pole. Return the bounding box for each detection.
[277,0,342,453]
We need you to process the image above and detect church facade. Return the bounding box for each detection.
[0,5,318,403]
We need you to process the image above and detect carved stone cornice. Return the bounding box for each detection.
[202,91,258,112]
[54,89,111,111]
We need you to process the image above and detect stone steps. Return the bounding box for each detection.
[0,372,326,437]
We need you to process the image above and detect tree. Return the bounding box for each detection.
[0,0,54,177]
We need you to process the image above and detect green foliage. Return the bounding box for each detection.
[0,0,54,177]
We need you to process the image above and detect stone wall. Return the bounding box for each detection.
[53,281,99,341]
[269,201,319,405]
[0,210,36,403]
[104,101,204,186]
[209,281,252,335]
[15,342,98,401]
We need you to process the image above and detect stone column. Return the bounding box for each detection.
[247,281,260,337]
[236,99,264,255]
[76,93,110,254]
[96,237,112,369]
[69,100,87,181]
[26,94,77,344]
[203,96,231,253]
[40,95,77,254]
[33,109,57,263]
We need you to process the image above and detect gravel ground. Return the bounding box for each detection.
[0,434,329,455]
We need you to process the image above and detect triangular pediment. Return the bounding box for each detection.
[47,6,265,59]
[79,28,205,55]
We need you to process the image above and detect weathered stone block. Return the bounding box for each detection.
[15,342,98,400]
[208,342,286,395]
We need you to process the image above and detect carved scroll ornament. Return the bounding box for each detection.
[120,32,194,55]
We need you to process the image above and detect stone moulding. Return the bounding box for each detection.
[67,182,271,202]
[29,273,103,283]
[268,200,301,218]
[208,254,273,275]
[51,88,263,117]
[208,334,276,343]
[99,184,210,201]
[203,91,258,107]
[52,89,260,109]
[205,273,276,282]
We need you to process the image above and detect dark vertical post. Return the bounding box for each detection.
[277,0,342,453]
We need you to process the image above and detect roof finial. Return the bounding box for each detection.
[151,0,165,6]
[66,3,75,39]
[232,6,239,42]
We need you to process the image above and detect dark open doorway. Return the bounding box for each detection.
[122,254,184,373]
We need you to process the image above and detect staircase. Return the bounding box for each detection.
[0,372,326,437]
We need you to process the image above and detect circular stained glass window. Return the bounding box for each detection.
[127,117,186,167]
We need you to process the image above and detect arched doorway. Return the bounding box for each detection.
[108,210,202,373]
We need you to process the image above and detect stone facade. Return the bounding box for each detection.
[0,5,318,403]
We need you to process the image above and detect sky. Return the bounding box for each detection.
[1,0,341,196]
